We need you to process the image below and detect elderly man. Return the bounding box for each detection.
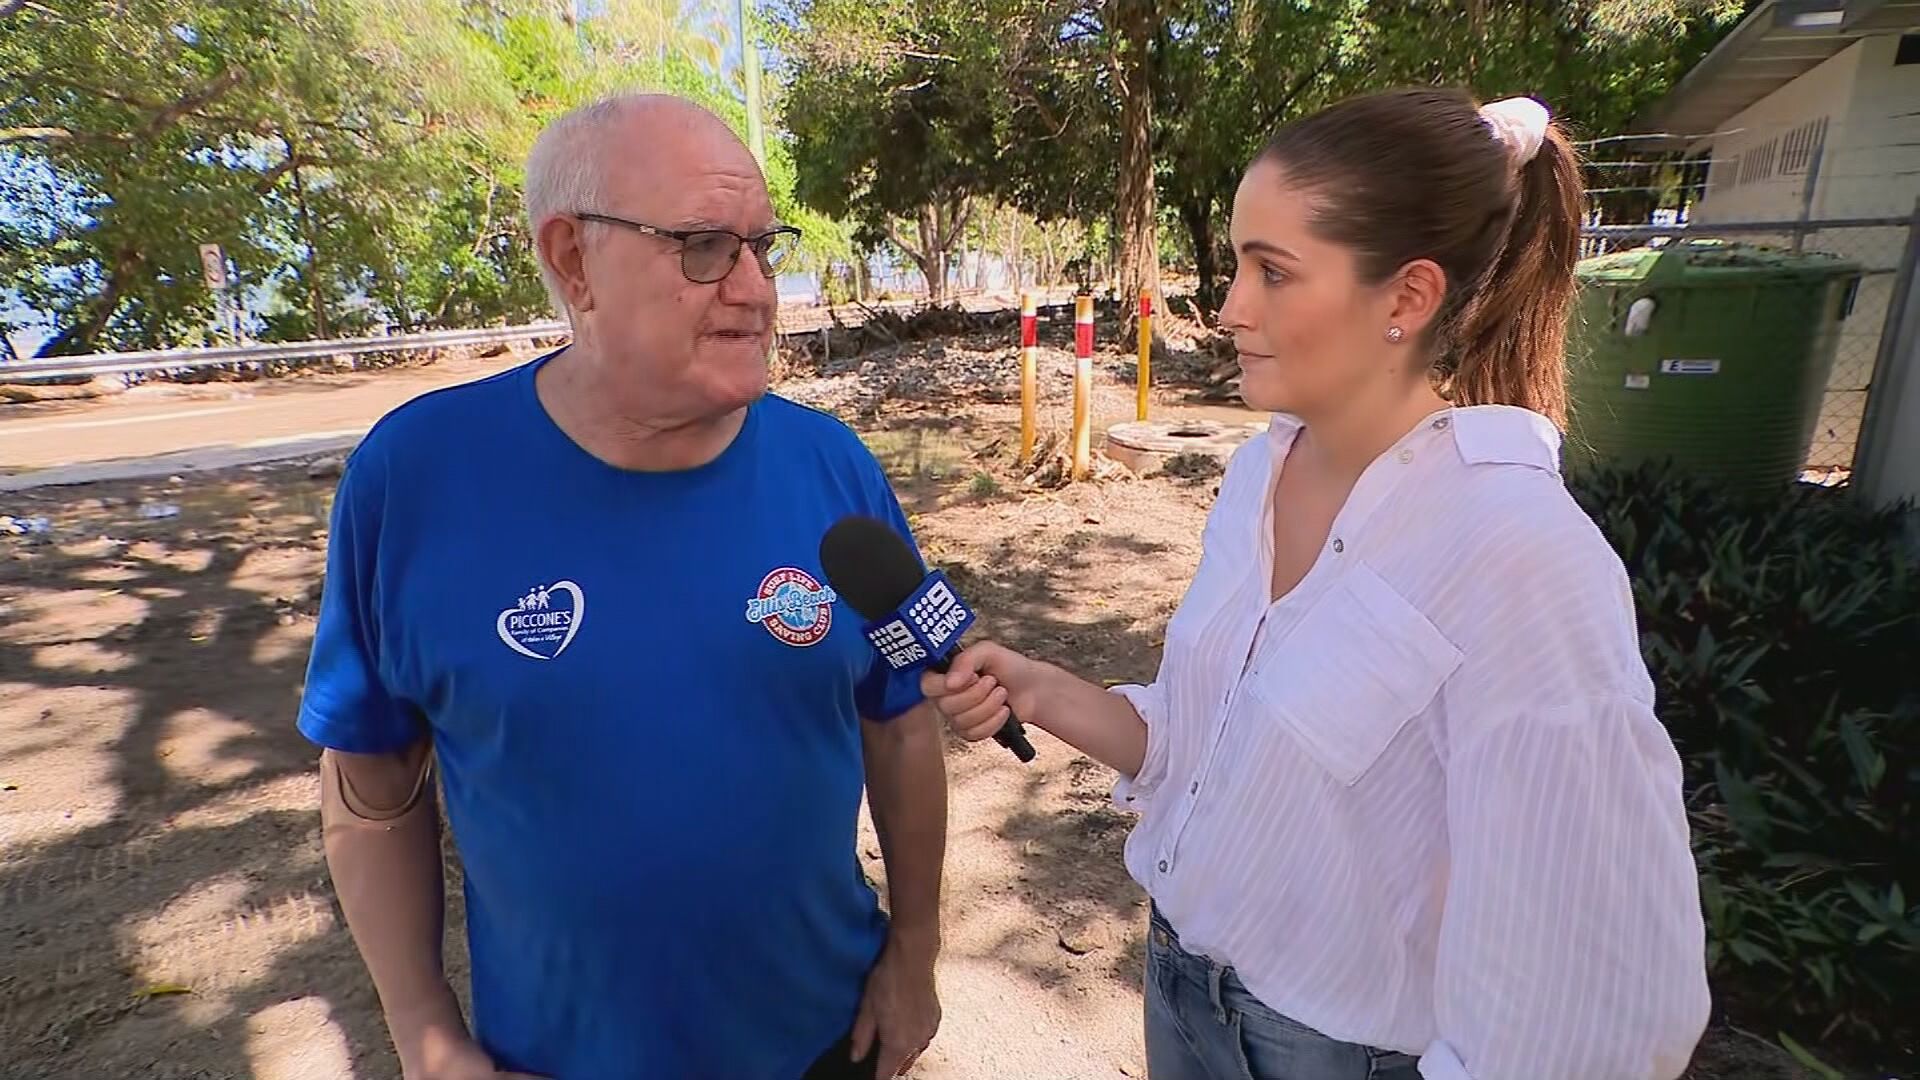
[299,95,946,1080]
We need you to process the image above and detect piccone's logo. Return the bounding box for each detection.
[496,581,584,660]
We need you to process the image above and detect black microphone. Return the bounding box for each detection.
[819,515,1037,763]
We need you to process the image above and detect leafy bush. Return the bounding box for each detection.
[1569,464,1919,1064]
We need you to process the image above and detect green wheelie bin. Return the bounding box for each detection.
[1566,238,1861,492]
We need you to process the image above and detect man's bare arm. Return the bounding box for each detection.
[862,701,947,950]
[322,742,511,1078]
[851,702,947,1077]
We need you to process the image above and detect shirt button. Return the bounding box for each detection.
[1433,416,1452,430]
[1158,859,1170,873]
[1397,448,1414,463]
[1190,781,1200,795]
[1332,538,1345,553]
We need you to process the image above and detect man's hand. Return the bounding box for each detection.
[849,936,941,1078]
[397,1018,548,1080]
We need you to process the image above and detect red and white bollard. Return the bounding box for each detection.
[1073,294,1093,481]
[1136,291,1152,423]
[1020,292,1038,464]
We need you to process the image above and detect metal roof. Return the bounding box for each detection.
[1634,0,1920,143]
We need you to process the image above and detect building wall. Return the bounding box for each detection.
[1694,36,1920,470]
[1696,41,1864,225]
[1814,33,1920,220]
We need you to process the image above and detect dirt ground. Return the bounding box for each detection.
[0,337,1813,1079]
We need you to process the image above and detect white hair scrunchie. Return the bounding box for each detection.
[1479,96,1551,165]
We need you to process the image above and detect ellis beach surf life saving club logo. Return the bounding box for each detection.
[497,581,585,660]
[745,567,837,647]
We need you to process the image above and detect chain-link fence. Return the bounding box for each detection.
[1579,215,1917,478]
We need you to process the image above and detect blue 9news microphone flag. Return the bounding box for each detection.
[819,516,1037,763]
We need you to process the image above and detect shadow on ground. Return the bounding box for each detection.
[0,472,433,1079]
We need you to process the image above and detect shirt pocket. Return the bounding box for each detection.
[1246,564,1463,786]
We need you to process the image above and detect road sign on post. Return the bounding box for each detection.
[198,244,227,291]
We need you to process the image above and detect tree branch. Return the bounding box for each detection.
[35,74,374,146]
[143,68,245,135]
[884,218,928,264]
[470,176,498,256]
[1251,52,1338,135]
[252,152,336,194]
[0,126,119,144]
[936,195,973,252]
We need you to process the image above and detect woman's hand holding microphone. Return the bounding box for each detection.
[919,643,1151,779]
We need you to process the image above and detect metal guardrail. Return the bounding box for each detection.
[0,321,571,383]
[0,287,1095,384]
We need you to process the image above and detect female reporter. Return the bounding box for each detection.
[923,89,1709,1080]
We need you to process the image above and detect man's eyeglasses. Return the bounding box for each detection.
[573,212,802,284]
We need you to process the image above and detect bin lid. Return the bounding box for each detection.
[1577,238,1859,286]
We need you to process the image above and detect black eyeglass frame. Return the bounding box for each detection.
[572,211,802,284]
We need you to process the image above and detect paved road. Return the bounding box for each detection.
[0,286,1229,494]
[0,350,533,490]
[0,290,1107,491]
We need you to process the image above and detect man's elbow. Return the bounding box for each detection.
[320,741,434,826]
[865,701,941,749]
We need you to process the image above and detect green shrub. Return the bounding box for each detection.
[1569,464,1918,1063]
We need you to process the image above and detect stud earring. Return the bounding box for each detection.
[1385,326,1406,344]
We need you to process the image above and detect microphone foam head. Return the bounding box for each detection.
[819,515,928,621]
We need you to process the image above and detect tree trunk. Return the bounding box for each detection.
[917,206,948,302]
[888,197,971,305]
[1179,196,1221,311]
[1006,214,1024,293]
[39,247,137,356]
[1111,0,1163,334]
[289,139,330,339]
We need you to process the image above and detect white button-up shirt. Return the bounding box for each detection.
[1113,405,1710,1080]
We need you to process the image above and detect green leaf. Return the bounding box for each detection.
[1695,624,1717,668]
[1837,715,1882,793]
[1777,1032,1845,1080]
[1846,878,1883,918]
[1728,939,1786,971]
[1807,956,1837,999]
[1715,762,1773,850]
[133,982,193,1001]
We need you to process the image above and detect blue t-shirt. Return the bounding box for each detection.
[297,353,925,1079]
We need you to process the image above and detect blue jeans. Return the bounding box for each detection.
[1144,906,1422,1080]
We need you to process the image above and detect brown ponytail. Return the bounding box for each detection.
[1258,89,1588,427]
[1448,125,1583,427]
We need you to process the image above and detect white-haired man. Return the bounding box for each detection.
[299,95,946,1080]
